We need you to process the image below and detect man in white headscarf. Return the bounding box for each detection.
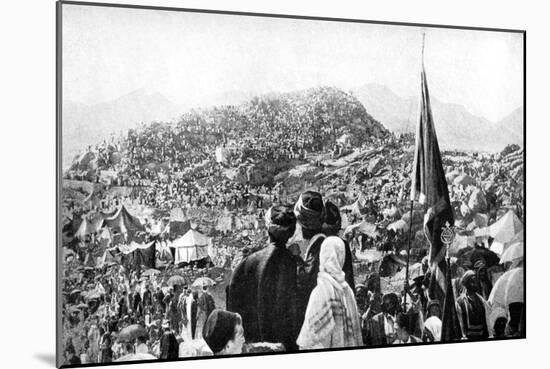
[296,236,363,349]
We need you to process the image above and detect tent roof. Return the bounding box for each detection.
[489,210,523,244]
[103,205,145,236]
[118,241,155,255]
[75,215,104,239]
[171,229,210,248]
[170,208,186,222]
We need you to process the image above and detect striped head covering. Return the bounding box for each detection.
[296,237,363,349]
[461,270,476,287]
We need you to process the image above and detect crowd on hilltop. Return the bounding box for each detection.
[63,87,394,235]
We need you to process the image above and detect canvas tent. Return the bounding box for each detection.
[75,214,105,240]
[489,210,523,244]
[103,205,145,243]
[215,146,230,164]
[170,229,211,264]
[155,240,173,268]
[169,207,190,237]
[118,241,156,269]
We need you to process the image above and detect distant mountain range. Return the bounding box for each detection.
[62,84,523,167]
[351,83,523,152]
[62,89,183,167]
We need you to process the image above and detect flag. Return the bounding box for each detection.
[441,258,462,341]
[410,63,454,303]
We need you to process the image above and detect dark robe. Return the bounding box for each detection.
[65,355,81,366]
[132,292,142,316]
[143,289,152,308]
[457,293,489,340]
[118,296,128,318]
[227,243,298,351]
[155,289,165,314]
[364,312,395,346]
[197,292,216,319]
[98,332,113,363]
[159,331,179,359]
[342,239,356,292]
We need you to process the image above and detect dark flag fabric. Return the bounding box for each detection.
[441,258,462,341]
[410,64,455,310]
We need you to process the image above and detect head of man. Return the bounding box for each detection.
[294,191,325,239]
[136,335,147,345]
[426,300,441,319]
[382,293,399,316]
[124,342,135,354]
[394,313,411,342]
[322,200,342,236]
[461,270,479,293]
[203,310,245,355]
[265,205,296,247]
[64,345,76,360]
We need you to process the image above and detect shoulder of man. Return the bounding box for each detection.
[305,234,326,258]
[371,312,385,323]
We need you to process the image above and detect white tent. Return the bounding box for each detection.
[215,146,229,164]
[170,208,186,223]
[489,211,523,244]
[170,229,211,264]
[386,219,408,233]
[336,134,350,145]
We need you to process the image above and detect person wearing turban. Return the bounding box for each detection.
[293,191,328,330]
[456,270,491,340]
[226,205,299,351]
[203,310,245,355]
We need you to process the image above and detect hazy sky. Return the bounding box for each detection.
[62,4,523,122]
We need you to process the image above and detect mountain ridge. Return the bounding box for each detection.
[351,83,522,152]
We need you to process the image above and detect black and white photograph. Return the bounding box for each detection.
[56,1,525,367]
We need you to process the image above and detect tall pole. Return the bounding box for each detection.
[403,31,425,312]
[403,200,414,311]
[421,31,426,65]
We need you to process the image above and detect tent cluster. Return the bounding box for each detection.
[67,205,214,271]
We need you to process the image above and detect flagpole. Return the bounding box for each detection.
[421,31,426,65]
[403,200,414,311]
[403,31,425,312]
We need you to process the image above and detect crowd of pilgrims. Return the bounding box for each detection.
[65,87,388,212]
[62,190,524,366]
[61,87,524,365]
